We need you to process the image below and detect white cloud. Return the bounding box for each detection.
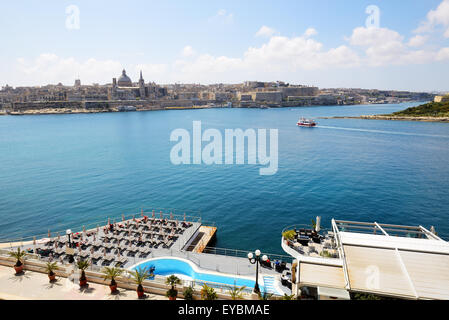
[349,27,404,47]
[415,0,449,37]
[408,35,428,47]
[255,26,276,38]
[134,63,168,80]
[243,35,360,70]
[168,34,361,83]
[348,27,439,66]
[304,28,318,38]
[437,47,449,60]
[209,9,234,24]
[15,54,123,85]
[9,23,449,87]
[181,45,196,57]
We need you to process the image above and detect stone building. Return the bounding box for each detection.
[434,94,449,103]
[251,91,283,103]
[281,86,319,98]
[109,69,166,101]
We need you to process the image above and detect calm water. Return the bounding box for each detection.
[1,102,449,255]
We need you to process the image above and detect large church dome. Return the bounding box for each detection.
[117,69,132,87]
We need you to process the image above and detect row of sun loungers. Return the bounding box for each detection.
[34,217,194,267]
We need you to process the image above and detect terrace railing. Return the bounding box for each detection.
[0,208,206,245]
[0,250,258,299]
[200,246,292,263]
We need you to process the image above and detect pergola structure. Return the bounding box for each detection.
[331,220,449,300]
[284,219,449,300]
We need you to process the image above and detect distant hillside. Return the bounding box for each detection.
[389,102,449,117]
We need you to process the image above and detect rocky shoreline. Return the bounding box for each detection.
[319,115,449,123]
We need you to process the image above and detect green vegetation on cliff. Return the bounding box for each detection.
[388,101,449,117]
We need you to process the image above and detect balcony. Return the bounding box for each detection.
[281,225,340,261]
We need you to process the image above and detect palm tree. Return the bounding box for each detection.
[9,248,27,273]
[200,284,218,300]
[183,286,194,300]
[45,261,59,282]
[311,218,317,230]
[282,294,296,300]
[131,267,149,298]
[226,282,246,300]
[77,259,90,287]
[102,267,123,293]
[258,290,273,300]
[165,275,182,300]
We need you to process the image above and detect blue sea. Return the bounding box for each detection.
[1,102,449,255]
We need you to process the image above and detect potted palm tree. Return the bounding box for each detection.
[45,261,59,282]
[77,259,90,287]
[200,284,218,300]
[282,230,296,246]
[281,294,296,300]
[258,290,273,301]
[102,266,123,294]
[8,248,27,274]
[183,286,194,300]
[131,267,149,299]
[227,282,247,300]
[165,275,181,300]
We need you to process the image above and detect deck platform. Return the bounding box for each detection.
[192,226,217,253]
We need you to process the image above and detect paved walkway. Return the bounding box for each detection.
[0,265,167,300]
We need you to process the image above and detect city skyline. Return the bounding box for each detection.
[1,0,449,91]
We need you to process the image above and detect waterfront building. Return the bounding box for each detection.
[282,219,449,300]
[251,91,283,103]
[117,69,133,87]
[109,69,166,101]
[434,94,449,103]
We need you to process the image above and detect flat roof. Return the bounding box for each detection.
[332,219,449,300]
[317,286,351,300]
[299,263,346,289]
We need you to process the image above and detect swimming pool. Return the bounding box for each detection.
[129,257,269,293]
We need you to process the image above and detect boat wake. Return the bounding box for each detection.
[317,125,449,139]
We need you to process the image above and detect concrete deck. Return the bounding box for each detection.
[0,265,166,300]
[3,216,293,297]
[193,226,217,253]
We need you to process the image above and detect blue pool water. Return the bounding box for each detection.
[1,102,449,254]
[132,258,262,291]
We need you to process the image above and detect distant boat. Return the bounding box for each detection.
[118,106,137,112]
[297,117,317,127]
[260,105,269,109]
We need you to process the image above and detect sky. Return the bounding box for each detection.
[1,0,449,91]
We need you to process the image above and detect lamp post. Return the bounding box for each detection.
[248,249,268,294]
[66,229,74,263]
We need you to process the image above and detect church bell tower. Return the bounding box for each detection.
[138,71,146,99]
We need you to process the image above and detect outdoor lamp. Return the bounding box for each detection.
[66,229,74,263]
[66,229,72,246]
[248,249,266,294]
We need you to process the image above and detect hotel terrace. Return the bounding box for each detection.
[1,209,448,300]
[0,208,293,300]
[282,219,449,300]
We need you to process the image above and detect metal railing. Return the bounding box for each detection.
[0,208,211,245]
[281,224,339,260]
[0,250,256,299]
[281,224,331,235]
[200,246,292,262]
